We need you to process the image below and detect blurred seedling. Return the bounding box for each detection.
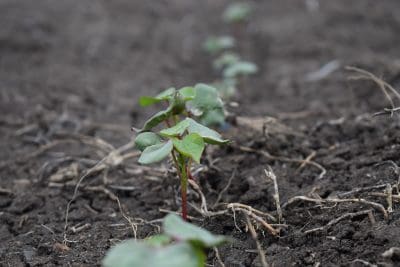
[212,52,258,99]
[223,2,252,23]
[103,214,228,267]
[133,84,229,220]
[203,36,235,55]
[223,60,257,79]
[213,52,240,70]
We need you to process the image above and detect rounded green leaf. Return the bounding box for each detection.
[186,118,229,145]
[203,36,235,54]
[178,87,196,101]
[146,234,171,247]
[141,93,185,131]
[139,88,176,107]
[212,79,237,100]
[141,108,172,131]
[134,132,162,151]
[138,141,173,164]
[102,239,205,267]
[172,133,205,163]
[223,61,258,78]
[163,214,228,248]
[199,109,226,127]
[188,83,224,118]
[223,2,252,23]
[159,119,190,137]
[213,52,240,70]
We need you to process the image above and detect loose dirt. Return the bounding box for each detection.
[1,1,400,266]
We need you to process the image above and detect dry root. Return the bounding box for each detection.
[346,66,400,116]
[62,139,141,243]
[304,210,373,234]
[283,195,388,220]
[245,215,269,267]
[187,178,280,236]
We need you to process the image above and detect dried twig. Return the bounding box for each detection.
[228,204,279,236]
[187,176,279,236]
[264,166,283,223]
[382,247,400,259]
[296,151,316,172]
[71,223,91,233]
[63,140,138,243]
[369,192,400,201]
[213,247,226,267]
[351,259,377,267]
[283,196,388,220]
[245,215,269,267]
[304,209,372,234]
[336,184,388,198]
[385,184,393,213]
[227,203,276,221]
[373,107,400,117]
[346,66,400,116]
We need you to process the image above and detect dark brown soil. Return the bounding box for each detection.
[1,0,400,266]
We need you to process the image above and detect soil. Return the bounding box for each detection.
[1,0,400,266]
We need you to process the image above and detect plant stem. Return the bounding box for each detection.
[179,160,188,220]
[171,150,180,171]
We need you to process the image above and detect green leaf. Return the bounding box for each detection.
[172,133,205,163]
[163,214,228,248]
[189,84,223,116]
[146,234,171,247]
[212,79,237,100]
[178,87,196,101]
[138,141,173,164]
[139,88,176,107]
[102,239,205,267]
[141,108,172,131]
[189,83,227,126]
[186,118,229,145]
[141,93,185,131]
[160,119,190,137]
[223,61,258,78]
[199,109,226,127]
[223,2,252,23]
[213,52,240,70]
[134,132,162,151]
[203,36,235,54]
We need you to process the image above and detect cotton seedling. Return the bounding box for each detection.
[103,214,228,267]
[223,2,252,23]
[213,51,258,79]
[134,84,229,220]
[223,60,258,79]
[212,52,258,99]
[213,52,240,70]
[203,36,235,55]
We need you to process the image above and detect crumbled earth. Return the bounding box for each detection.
[1,0,400,266]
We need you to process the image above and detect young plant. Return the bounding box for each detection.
[222,2,252,24]
[213,52,240,70]
[134,84,229,220]
[103,214,229,267]
[203,36,235,55]
[212,52,258,100]
[223,60,258,79]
